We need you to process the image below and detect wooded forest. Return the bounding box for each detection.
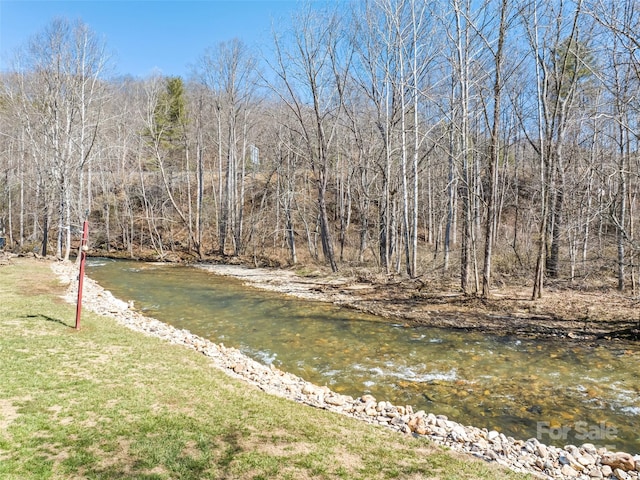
[1,0,639,300]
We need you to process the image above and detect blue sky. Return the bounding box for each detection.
[0,0,302,78]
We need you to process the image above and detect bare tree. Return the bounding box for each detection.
[587,0,640,291]
[196,39,258,256]
[522,0,592,298]
[445,0,484,294]
[481,0,510,298]
[8,19,109,259]
[266,5,352,272]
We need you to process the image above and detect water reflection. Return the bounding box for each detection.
[86,258,640,453]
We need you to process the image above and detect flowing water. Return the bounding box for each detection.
[86,258,640,454]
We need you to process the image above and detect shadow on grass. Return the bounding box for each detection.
[76,432,244,480]
[218,432,244,477]
[24,313,75,329]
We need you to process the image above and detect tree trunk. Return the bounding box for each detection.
[481,0,507,299]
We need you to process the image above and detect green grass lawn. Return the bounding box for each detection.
[0,258,530,479]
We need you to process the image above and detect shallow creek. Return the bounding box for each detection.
[86,258,640,454]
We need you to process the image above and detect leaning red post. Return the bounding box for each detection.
[75,219,89,330]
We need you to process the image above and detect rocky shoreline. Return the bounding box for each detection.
[51,260,640,480]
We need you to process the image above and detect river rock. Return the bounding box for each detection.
[522,441,535,454]
[577,453,596,466]
[472,439,489,452]
[586,466,603,478]
[302,383,316,395]
[365,406,377,416]
[232,363,246,373]
[568,453,585,471]
[614,468,630,480]
[390,416,406,428]
[484,449,498,461]
[565,445,580,457]
[407,416,428,435]
[602,452,636,472]
[326,395,346,406]
[561,464,579,477]
[536,443,549,459]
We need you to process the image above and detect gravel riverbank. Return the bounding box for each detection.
[52,260,640,480]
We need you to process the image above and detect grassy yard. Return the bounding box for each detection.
[0,258,530,479]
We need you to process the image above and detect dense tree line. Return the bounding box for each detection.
[1,0,639,299]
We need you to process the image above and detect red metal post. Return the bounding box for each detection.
[75,219,89,330]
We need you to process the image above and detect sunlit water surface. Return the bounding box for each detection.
[86,258,640,453]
